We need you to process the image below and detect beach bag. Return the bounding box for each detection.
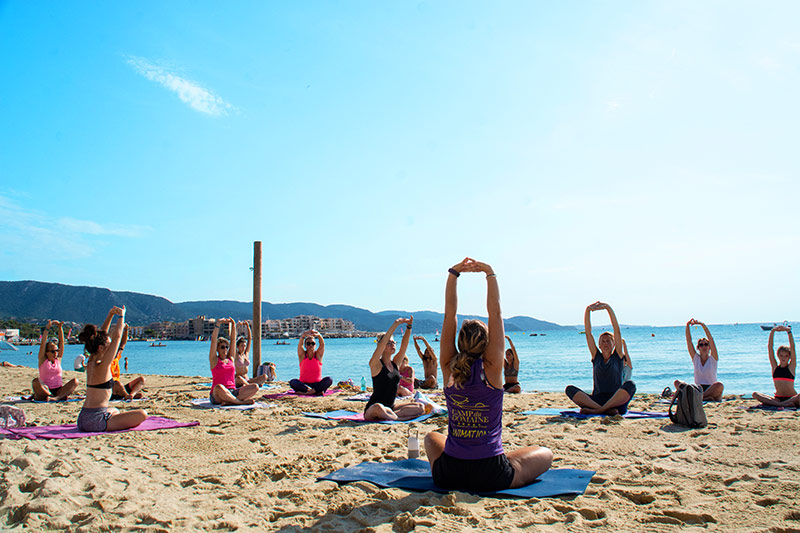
[669,383,707,428]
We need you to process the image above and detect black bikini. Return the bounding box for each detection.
[87,378,114,389]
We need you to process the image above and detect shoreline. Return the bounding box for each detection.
[1,367,799,531]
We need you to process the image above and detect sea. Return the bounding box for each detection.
[3,323,794,395]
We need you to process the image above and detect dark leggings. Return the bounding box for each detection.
[289,377,333,394]
[565,381,636,414]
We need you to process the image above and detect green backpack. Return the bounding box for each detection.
[669,383,708,428]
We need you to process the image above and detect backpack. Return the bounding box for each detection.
[669,383,707,428]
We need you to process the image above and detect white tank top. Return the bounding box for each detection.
[692,354,717,385]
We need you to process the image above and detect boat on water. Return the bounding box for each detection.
[150,342,167,347]
[761,321,791,331]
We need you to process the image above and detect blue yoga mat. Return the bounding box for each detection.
[522,408,668,419]
[319,458,594,498]
[303,409,435,424]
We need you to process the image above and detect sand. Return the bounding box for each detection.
[0,366,799,532]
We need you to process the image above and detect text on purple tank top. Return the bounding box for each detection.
[443,357,504,460]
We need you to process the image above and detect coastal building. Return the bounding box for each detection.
[142,315,357,340]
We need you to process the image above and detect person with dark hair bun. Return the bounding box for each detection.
[32,320,79,401]
[77,306,147,432]
[424,258,552,492]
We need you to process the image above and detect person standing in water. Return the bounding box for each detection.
[424,258,552,492]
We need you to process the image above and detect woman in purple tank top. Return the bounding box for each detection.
[424,258,553,492]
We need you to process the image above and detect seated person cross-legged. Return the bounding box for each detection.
[424,258,552,492]
[565,301,636,415]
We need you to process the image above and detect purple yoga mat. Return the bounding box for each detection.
[260,389,340,400]
[0,416,199,440]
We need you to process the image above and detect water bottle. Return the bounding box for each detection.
[360,376,366,392]
[408,426,420,459]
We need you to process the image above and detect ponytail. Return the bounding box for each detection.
[449,320,489,387]
[78,324,109,358]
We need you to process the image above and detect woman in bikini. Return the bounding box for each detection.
[753,325,799,407]
[209,318,260,405]
[397,355,415,397]
[234,321,267,387]
[565,301,637,414]
[412,336,438,389]
[424,258,552,492]
[364,317,427,421]
[289,330,333,394]
[32,320,79,401]
[77,306,147,432]
[503,335,521,393]
[674,319,723,401]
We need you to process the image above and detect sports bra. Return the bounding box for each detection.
[87,378,114,389]
[773,365,795,382]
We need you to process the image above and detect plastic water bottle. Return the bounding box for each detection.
[360,376,366,392]
[408,426,420,459]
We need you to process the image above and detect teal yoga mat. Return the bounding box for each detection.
[319,458,594,498]
[522,408,668,419]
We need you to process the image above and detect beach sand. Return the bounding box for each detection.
[1,366,798,532]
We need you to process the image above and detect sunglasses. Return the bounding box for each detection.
[305,341,316,346]
[46,349,57,353]
[698,343,709,347]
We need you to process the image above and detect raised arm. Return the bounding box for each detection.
[314,330,325,361]
[209,320,222,369]
[100,307,123,333]
[244,321,252,355]
[297,330,308,362]
[584,304,598,358]
[505,335,517,357]
[37,320,53,366]
[767,327,778,371]
[226,319,235,359]
[698,321,718,360]
[99,307,126,366]
[393,317,413,367]
[789,330,797,374]
[685,319,697,360]
[371,319,406,366]
[441,259,471,382]
[57,321,65,358]
[622,338,632,368]
[119,324,129,352]
[605,304,623,357]
[412,336,425,359]
[477,261,504,386]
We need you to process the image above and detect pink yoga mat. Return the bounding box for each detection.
[0,416,199,440]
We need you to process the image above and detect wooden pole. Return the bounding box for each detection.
[252,241,262,378]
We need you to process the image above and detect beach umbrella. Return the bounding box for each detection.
[0,340,19,351]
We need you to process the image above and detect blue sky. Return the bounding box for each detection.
[1,1,799,326]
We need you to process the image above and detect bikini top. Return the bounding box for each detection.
[773,365,795,382]
[87,378,114,389]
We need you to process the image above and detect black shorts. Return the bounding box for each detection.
[432,452,515,493]
[48,386,62,397]
[700,384,711,392]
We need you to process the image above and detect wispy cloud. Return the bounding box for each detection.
[126,56,235,116]
[0,195,150,261]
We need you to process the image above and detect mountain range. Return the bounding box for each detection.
[0,280,574,333]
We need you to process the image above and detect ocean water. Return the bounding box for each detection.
[3,323,794,395]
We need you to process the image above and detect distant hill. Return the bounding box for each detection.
[0,280,574,333]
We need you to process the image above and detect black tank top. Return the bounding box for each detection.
[773,365,795,381]
[367,361,400,409]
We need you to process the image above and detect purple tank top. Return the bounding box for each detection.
[443,356,504,460]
